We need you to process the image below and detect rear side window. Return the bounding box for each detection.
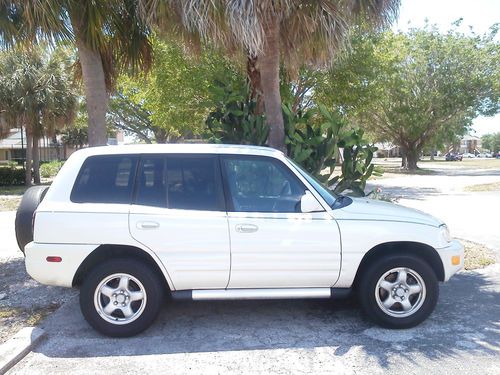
[135,155,225,211]
[71,155,139,204]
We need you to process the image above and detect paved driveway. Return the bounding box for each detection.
[4,161,500,374]
[9,264,500,374]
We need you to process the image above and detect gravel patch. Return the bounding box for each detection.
[0,256,76,345]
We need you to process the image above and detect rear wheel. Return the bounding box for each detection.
[80,258,164,337]
[358,255,438,329]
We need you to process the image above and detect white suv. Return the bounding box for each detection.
[17,144,463,337]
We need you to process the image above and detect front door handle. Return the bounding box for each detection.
[137,221,160,230]
[235,224,258,233]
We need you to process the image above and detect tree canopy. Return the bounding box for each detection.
[315,23,500,169]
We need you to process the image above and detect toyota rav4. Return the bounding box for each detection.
[16,144,463,337]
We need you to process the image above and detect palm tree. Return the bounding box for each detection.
[0,46,77,185]
[0,0,153,146]
[141,0,400,150]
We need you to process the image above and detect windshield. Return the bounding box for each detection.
[287,158,338,208]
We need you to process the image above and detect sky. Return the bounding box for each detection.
[394,0,499,136]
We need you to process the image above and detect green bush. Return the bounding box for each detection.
[0,166,25,185]
[40,161,64,178]
[205,80,269,145]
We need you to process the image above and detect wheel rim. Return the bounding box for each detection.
[94,273,147,325]
[375,267,426,318]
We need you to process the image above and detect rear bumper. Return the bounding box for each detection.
[437,239,464,281]
[25,242,97,287]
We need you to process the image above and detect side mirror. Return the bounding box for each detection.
[300,191,324,213]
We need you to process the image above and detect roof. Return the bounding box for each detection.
[0,128,24,148]
[70,143,283,158]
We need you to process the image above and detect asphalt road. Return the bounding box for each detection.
[8,264,500,374]
[3,161,500,374]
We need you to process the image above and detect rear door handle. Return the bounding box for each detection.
[235,224,258,233]
[137,221,160,230]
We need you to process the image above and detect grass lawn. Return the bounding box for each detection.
[0,185,28,196]
[420,158,500,170]
[461,239,496,270]
[464,182,500,192]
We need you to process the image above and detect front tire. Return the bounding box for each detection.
[358,255,438,329]
[80,258,164,337]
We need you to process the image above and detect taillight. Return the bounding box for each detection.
[46,256,62,262]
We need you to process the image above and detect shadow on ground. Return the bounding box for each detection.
[31,266,500,369]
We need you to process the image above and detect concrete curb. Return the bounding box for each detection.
[0,327,45,375]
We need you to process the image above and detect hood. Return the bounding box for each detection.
[333,197,443,227]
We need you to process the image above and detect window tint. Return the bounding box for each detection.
[135,155,224,211]
[71,155,138,204]
[135,156,166,208]
[222,156,305,212]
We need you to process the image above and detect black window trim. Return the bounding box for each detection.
[219,154,308,213]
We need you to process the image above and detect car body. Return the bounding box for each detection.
[445,153,463,161]
[462,153,475,158]
[22,144,463,337]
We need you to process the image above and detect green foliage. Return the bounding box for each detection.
[111,38,242,142]
[205,81,268,145]
[0,166,25,185]
[40,161,64,178]
[314,24,500,169]
[283,104,341,181]
[283,104,379,196]
[333,130,380,196]
[481,132,500,153]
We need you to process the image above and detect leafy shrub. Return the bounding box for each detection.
[205,81,268,145]
[0,166,25,185]
[284,104,380,196]
[40,161,64,178]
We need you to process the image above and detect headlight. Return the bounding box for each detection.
[439,224,452,243]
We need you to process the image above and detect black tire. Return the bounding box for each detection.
[15,185,49,253]
[358,255,438,329]
[80,258,164,337]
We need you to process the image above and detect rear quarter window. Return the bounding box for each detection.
[71,155,139,204]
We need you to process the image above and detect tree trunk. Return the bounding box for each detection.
[247,55,264,116]
[71,16,108,147]
[32,136,41,184]
[406,150,419,171]
[430,147,436,161]
[400,147,407,168]
[259,20,285,151]
[25,129,33,186]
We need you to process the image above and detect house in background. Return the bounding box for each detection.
[374,142,401,158]
[0,128,125,164]
[458,135,481,154]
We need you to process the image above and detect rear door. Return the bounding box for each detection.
[129,154,230,290]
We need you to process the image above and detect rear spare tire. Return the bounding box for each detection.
[15,185,49,252]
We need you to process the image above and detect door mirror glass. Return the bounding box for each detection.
[300,191,324,213]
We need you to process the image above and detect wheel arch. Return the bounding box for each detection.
[353,241,445,287]
[72,244,174,292]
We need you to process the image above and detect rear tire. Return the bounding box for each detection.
[15,185,49,252]
[79,258,164,337]
[358,255,438,329]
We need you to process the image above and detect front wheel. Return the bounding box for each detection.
[80,258,164,337]
[358,255,438,329]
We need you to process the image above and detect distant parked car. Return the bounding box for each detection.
[445,153,463,161]
[462,153,475,158]
[477,152,492,158]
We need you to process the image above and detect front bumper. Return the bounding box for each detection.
[437,239,464,281]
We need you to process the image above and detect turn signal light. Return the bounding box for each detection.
[46,256,62,263]
[451,255,461,266]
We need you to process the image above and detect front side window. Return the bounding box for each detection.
[71,155,139,204]
[135,155,225,211]
[222,156,305,212]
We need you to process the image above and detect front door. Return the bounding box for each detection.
[129,154,230,290]
[221,155,341,288]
